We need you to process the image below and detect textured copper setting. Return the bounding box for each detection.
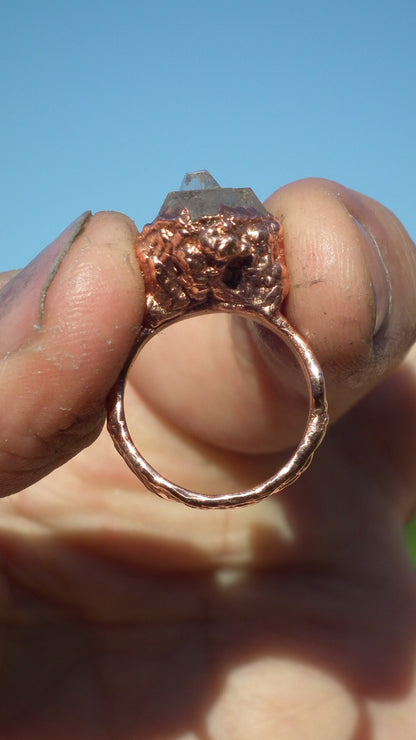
[136,208,288,326]
[107,175,328,509]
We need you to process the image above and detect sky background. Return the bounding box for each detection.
[0,0,415,270]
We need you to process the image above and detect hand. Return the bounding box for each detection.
[0,179,415,739]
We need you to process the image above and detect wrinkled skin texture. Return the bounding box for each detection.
[0,179,416,739]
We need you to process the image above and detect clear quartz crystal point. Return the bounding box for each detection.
[180,170,221,191]
[158,170,268,220]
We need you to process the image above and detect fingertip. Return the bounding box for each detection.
[265,178,376,366]
[37,209,146,402]
[264,178,416,418]
[0,210,145,494]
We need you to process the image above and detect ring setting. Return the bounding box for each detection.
[107,171,328,508]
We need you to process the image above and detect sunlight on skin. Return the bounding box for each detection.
[206,658,359,740]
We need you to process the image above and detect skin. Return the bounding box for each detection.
[0,178,416,739]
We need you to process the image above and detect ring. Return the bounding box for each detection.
[107,171,329,509]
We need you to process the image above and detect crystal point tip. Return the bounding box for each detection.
[180,170,221,191]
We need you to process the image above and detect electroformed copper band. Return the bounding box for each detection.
[106,206,329,509]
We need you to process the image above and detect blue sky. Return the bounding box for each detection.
[1,0,415,270]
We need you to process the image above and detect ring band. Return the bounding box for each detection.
[107,172,329,508]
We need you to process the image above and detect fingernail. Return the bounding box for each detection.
[353,217,391,336]
[0,211,92,356]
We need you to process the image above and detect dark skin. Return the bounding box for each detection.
[0,178,416,739]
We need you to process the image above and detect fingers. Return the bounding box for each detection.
[129,179,416,455]
[2,182,413,500]
[0,212,144,496]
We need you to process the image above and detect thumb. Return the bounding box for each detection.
[0,211,144,496]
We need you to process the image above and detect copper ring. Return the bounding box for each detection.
[107,174,329,509]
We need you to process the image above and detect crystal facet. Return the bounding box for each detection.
[158,170,268,220]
